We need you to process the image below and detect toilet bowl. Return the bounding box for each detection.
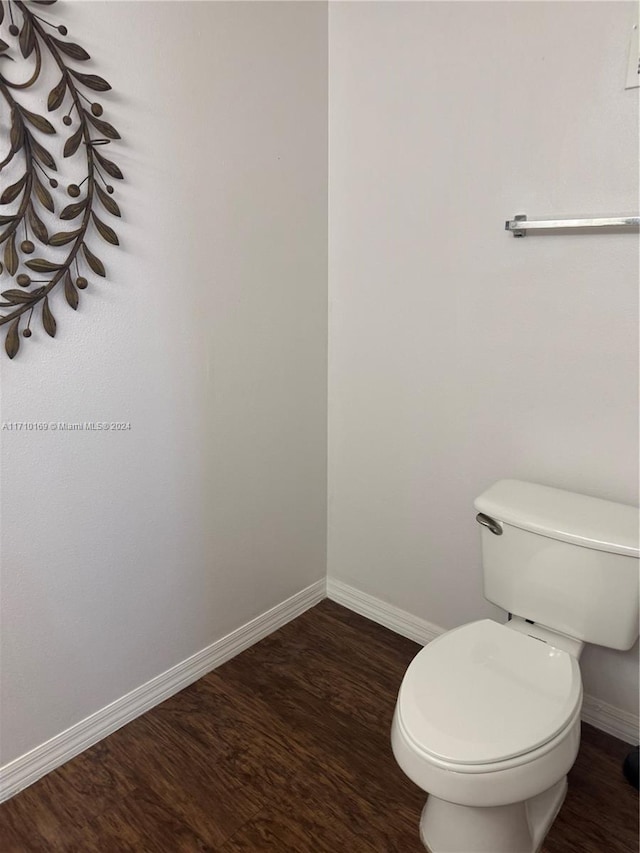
[391,619,583,853]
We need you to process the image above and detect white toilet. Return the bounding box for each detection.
[391,479,639,853]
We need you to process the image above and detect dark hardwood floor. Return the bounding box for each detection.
[0,600,637,852]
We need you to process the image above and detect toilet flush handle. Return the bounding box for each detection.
[476,513,503,535]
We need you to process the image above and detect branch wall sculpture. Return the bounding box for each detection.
[0,0,122,359]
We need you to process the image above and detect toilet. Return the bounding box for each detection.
[391,479,639,853]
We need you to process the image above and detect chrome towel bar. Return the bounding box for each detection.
[505,213,640,237]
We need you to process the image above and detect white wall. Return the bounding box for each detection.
[328,2,639,714]
[0,1,327,765]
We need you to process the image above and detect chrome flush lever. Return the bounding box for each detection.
[476,513,503,535]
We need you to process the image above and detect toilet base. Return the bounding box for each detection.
[419,777,567,853]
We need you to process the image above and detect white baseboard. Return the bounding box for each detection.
[326,577,443,645]
[326,577,639,746]
[0,578,326,804]
[581,695,639,744]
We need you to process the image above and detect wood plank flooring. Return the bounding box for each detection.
[0,600,637,852]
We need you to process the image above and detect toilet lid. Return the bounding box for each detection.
[397,620,582,766]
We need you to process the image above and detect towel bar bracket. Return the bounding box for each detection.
[511,214,528,238]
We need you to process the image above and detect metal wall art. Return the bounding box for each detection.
[0,0,122,359]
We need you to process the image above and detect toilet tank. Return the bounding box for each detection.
[474,480,639,651]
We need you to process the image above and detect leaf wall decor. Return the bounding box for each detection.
[0,0,124,359]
